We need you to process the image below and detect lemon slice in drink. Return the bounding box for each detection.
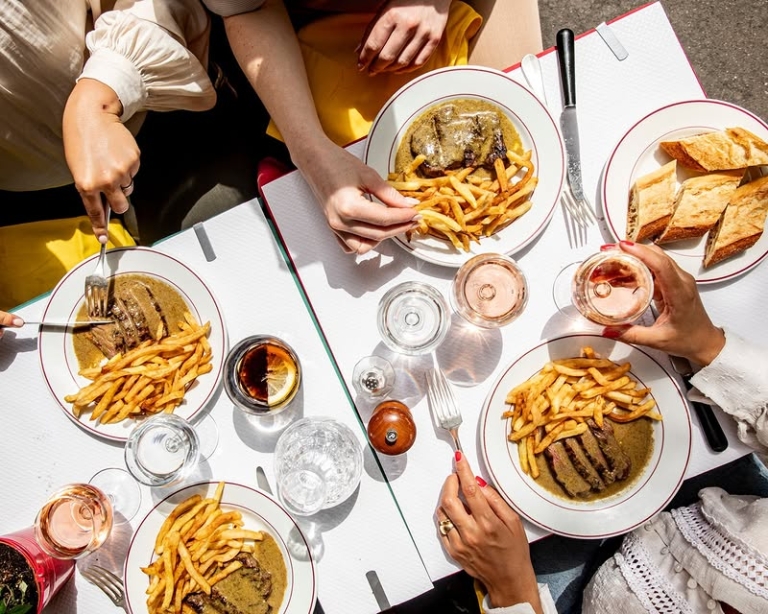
[265,344,298,407]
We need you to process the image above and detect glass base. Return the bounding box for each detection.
[193,414,219,461]
[552,261,581,315]
[89,468,141,524]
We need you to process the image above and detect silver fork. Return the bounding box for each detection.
[560,190,589,248]
[84,204,111,318]
[81,564,126,611]
[426,368,463,452]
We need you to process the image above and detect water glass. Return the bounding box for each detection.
[377,281,450,355]
[0,527,75,613]
[124,413,200,487]
[274,417,363,516]
[451,253,528,328]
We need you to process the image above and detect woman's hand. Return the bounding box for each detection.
[602,241,725,366]
[357,0,452,74]
[0,311,24,339]
[294,139,420,254]
[63,78,140,243]
[437,452,542,613]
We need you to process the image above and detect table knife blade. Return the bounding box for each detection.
[668,354,728,453]
[556,28,586,200]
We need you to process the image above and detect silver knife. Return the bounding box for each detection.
[14,320,112,328]
[555,29,596,223]
[256,466,273,495]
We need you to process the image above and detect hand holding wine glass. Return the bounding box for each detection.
[601,241,725,366]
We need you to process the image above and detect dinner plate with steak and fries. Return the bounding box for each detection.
[124,481,317,614]
[601,99,768,284]
[365,65,565,267]
[480,334,691,539]
[39,247,227,442]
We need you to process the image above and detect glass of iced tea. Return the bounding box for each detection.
[569,249,654,326]
[224,335,301,416]
[451,253,528,328]
[33,483,113,560]
[377,281,450,355]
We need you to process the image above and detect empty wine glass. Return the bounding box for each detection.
[33,483,113,560]
[553,248,654,326]
[124,413,217,487]
[377,281,450,355]
[451,253,528,328]
[88,467,141,524]
[274,417,363,516]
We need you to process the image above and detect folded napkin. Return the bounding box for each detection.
[266,1,482,146]
[0,216,135,310]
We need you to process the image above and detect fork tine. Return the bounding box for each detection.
[82,564,124,604]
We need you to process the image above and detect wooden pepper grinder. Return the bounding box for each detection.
[367,400,416,455]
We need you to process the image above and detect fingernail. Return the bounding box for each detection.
[11,317,24,327]
[98,234,108,245]
[600,243,617,251]
[602,326,629,339]
[620,240,635,247]
[455,450,462,462]
[475,476,487,487]
[404,197,420,206]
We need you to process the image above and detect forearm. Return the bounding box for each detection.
[223,1,331,167]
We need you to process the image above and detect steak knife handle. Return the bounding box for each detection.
[693,401,729,453]
[556,28,576,107]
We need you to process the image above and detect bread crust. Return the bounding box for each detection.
[626,160,677,242]
[703,174,768,268]
[660,127,768,171]
[656,170,743,244]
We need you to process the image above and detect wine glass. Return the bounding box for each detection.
[451,253,528,328]
[124,413,217,488]
[553,248,654,326]
[33,483,113,560]
[224,335,302,416]
[274,417,363,517]
[377,281,450,355]
[88,467,141,524]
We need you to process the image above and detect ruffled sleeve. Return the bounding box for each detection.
[689,329,768,456]
[79,10,215,122]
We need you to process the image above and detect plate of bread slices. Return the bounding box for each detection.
[601,99,768,283]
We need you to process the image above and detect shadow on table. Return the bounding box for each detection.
[230,388,306,453]
[0,330,38,372]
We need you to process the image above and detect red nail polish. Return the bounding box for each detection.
[620,240,635,247]
[455,450,462,462]
[602,326,627,339]
[475,476,487,487]
[600,243,617,251]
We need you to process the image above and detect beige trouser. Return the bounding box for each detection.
[467,0,543,69]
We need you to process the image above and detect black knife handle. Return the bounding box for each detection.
[692,401,729,453]
[556,28,576,107]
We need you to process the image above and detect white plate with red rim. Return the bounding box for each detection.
[364,65,565,268]
[39,247,227,442]
[601,99,768,284]
[479,334,691,539]
[123,481,317,614]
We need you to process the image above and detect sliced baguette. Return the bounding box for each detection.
[704,174,768,268]
[626,160,677,242]
[660,127,768,171]
[656,170,743,244]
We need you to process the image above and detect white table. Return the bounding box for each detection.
[0,201,433,613]
[262,1,763,583]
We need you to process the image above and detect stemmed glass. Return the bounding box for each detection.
[33,483,113,560]
[450,253,528,328]
[88,467,141,524]
[553,248,654,326]
[124,413,218,488]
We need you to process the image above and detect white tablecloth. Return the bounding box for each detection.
[0,201,433,613]
[262,1,763,583]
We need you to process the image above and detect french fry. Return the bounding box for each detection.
[504,347,662,488]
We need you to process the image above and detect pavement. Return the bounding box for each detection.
[539,0,768,122]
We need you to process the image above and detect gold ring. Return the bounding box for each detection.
[438,518,455,536]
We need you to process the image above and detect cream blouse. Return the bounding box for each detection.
[0,0,215,192]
